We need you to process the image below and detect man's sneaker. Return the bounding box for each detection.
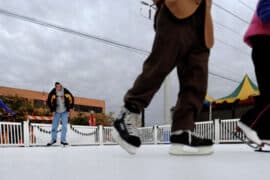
[237,96,270,145]
[61,141,69,146]
[112,107,141,155]
[46,140,56,146]
[169,130,214,155]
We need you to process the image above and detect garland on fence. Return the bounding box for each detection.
[69,125,96,136]
[35,126,61,134]
[33,125,96,136]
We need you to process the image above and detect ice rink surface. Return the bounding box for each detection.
[1,144,269,180]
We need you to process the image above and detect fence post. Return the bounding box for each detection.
[214,119,220,144]
[23,120,30,147]
[154,126,158,145]
[99,125,104,146]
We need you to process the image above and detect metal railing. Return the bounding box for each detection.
[219,119,244,143]
[103,126,115,145]
[30,123,99,146]
[157,125,171,144]
[0,118,245,147]
[195,121,215,140]
[0,122,24,146]
[138,126,155,144]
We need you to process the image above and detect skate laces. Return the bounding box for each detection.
[174,130,205,144]
[119,107,139,136]
[125,112,140,136]
[187,131,201,145]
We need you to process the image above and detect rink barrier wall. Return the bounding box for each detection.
[0,119,244,147]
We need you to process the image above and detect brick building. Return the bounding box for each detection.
[0,86,105,117]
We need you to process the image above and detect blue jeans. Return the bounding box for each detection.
[51,111,69,142]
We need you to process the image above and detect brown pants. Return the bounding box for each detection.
[124,4,210,131]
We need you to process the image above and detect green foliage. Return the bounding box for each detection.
[70,112,114,126]
[1,95,34,121]
[70,112,89,125]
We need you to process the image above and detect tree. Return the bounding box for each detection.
[70,112,89,125]
[0,95,34,121]
[70,112,114,126]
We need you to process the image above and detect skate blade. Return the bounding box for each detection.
[237,121,262,146]
[255,148,270,153]
[61,145,70,147]
[112,128,138,155]
[169,144,214,156]
[261,140,270,145]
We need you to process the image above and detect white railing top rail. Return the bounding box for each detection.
[156,121,214,129]
[195,121,213,125]
[0,121,22,125]
[30,123,52,127]
[103,126,113,129]
[138,126,154,130]
[220,118,240,122]
[157,124,170,128]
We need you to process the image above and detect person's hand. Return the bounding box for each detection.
[52,112,56,116]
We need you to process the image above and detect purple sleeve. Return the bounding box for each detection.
[0,100,15,116]
[257,0,270,23]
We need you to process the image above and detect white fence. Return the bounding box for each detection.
[29,123,99,146]
[0,122,24,146]
[0,119,245,147]
[219,119,244,143]
[195,121,215,141]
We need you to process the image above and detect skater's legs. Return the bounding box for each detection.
[251,36,270,98]
[51,113,61,141]
[172,46,209,131]
[238,36,270,145]
[124,6,195,110]
[60,111,69,142]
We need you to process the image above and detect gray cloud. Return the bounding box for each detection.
[0,0,258,126]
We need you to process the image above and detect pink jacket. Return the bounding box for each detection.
[244,12,270,47]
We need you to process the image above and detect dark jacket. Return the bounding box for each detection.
[47,88,74,112]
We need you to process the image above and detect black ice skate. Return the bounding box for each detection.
[169,130,214,155]
[112,107,141,155]
[46,140,56,146]
[61,141,69,146]
[237,96,270,147]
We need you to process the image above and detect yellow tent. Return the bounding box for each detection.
[205,94,214,103]
[214,74,259,104]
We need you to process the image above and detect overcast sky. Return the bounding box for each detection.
[0,0,258,126]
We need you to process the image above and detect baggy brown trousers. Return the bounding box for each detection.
[124,3,210,132]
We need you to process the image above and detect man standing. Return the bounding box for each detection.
[112,0,214,155]
[47,82,74,146]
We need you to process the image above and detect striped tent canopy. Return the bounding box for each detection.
[203,94,214,106]
[214,74,259,104]
[205,94,214,102]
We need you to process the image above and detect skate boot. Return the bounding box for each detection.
[237,96,270,145]
[169,130,214,155]
[61,141,69,146]
[46,140,56,146]
[112,106,141,155]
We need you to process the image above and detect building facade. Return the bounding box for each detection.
[0,86,105,117]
